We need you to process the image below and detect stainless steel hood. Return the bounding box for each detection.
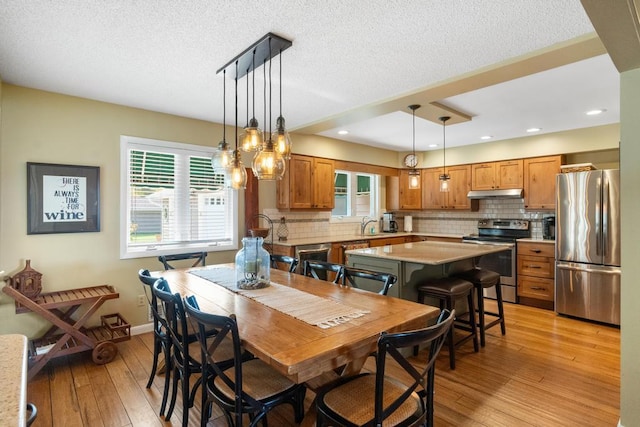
[467,189,523,199]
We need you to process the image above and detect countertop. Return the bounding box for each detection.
[518,238,555,244]
[271,232,463,247]
[344,240,511,265]
[0,334,28,426]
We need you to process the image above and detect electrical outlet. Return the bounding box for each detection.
[137,294,146,307]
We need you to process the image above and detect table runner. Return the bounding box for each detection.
[189,266,370,329]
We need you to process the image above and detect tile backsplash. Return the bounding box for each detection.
[263,199,551,241]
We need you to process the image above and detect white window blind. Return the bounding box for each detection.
[120,136,238,259]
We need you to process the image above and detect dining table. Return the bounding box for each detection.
[157,263,440,385]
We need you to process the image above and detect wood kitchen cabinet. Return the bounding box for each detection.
[422,165,476,210]
[398,170,422,210]
[471,160,523,190]
[523,155,563,210]
[277,154,335,209]
[517,240,555,310]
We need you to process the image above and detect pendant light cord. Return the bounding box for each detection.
[245,64,249,126]
[222,69,226,141]
[235,61,239,151]
[442,120,446,173]
[279,48,283,117]
[412,108,416,160]
[268,37,272,136]
[252,50,256,120]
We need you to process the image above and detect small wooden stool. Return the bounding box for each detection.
[456,268,505,347]
[417,277,478,369]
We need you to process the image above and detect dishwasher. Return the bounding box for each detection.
[295,243,332,275]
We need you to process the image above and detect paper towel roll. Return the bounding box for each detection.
[404,216,413,232]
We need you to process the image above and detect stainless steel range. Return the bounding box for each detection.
[462,219,530,303]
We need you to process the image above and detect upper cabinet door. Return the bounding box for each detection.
[399,169,422,210]
[446,164,472,209]
[496,160,523,189]
[471,163,496,190]
[524,155,563,209]
[421,168,445,209]
[313,158,335,209]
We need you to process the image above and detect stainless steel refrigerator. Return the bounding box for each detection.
[555,169,621,325]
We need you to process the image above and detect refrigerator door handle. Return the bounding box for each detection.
[556,263,621,274]
[603,180,609,258]
[596,177,602,256]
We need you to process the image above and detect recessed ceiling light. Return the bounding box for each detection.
[480,135,493,140]
[338,130,349,135]
[428,144,438,148]
[586,109,606,116]
[526,127,541,133]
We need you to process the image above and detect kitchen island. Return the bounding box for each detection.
[345,241,510,302]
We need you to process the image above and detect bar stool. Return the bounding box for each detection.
[455,268,505,347]
[416,277,478,369]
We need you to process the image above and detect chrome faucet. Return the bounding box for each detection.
[361,216,377,236]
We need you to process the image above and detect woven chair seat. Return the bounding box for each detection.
[213,359,297,401]
[322,374,421,426]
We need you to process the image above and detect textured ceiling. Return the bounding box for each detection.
[0,1,618,151]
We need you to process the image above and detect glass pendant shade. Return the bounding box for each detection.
[240,117,263,152]
[439,174,450,192]
[408,170,420,189]
[252,140,285,180]
[273,116,292,159]
[229,151,247,189]
[211,139,232,172]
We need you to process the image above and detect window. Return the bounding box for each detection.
[120,136,238,259]
[332,170,378,218]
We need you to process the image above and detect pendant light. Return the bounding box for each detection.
[216,33,292,188]
[408,104,421,189]
[252,38,285,179]
[273,49,292,160]
[211,69,232,173]
[240,50,263,152]
[229,60,247,189]
[439,116,451,192]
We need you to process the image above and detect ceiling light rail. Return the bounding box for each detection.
[216,33,292,79]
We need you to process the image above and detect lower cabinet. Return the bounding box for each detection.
[346,255,402,299]
[517,241,555,309]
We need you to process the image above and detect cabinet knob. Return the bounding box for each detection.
[531,249,542,253]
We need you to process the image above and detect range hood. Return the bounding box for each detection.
[467,188,523,199]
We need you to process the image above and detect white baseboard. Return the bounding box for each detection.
[131,322,154,335]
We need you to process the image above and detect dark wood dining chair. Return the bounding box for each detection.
[270,254,299,273]
[316,309,455,427]
[158,251,207,270]
[303,259,344,283]
[341,266,397,296]
[26,402,37,426]
[152,278,204,427]
[184,295,306,427]
[137,269,172,416]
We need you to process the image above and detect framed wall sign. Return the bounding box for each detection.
[27,162,100,234]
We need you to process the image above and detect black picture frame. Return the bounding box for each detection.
[27,162,100,234]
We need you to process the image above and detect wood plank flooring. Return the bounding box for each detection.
[27,301,620,426]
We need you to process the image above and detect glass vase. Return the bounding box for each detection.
[235,236,270,289]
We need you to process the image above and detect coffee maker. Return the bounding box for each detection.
[542,216,555,240]
[382,212,398,233]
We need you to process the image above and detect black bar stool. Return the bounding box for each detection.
[416,277,478,369]
[455,268,505,347]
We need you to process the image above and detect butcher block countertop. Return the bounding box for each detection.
[344,240,511,265]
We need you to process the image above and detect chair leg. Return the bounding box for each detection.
[165,365,180,420]
[446,297,456,370]
[495,281,507,335]
[476,284,486,347]
[466,291,479,353]
[146,335,161,389]
[159,342,172,416]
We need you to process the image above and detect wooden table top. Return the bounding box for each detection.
[158,264,440,384]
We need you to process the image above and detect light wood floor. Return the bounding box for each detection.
[27,301,620,426]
